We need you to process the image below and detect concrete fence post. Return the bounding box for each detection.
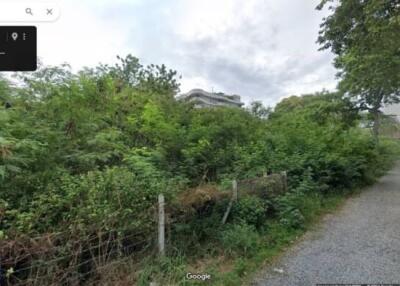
[158,194,165,256]
[232,179,238,202]
[222,179,238,225]
[281,171,288,192]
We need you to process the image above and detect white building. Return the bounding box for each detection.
[177,89,244,108]
[383,103,400,121]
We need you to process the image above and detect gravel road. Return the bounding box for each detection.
[253,163,400,286]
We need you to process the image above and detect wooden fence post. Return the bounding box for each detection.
[158,194,165,256]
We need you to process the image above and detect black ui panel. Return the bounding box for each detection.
[0,26,37,71]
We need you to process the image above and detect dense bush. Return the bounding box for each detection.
[220,223,261,257]
[231,195,267,227]
[1,56,400,286]
[0,56,399,244]
[4,167,166,234]
[275,191,310,229]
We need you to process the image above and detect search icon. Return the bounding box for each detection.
[25,8,33,16]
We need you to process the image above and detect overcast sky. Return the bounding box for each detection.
[13,0,338,106]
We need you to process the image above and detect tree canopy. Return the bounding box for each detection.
[317,0,400,138]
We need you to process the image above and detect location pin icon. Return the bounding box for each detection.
[11,32,18,41]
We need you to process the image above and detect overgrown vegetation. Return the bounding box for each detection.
[1,54,399,285]
[0,2,399,284]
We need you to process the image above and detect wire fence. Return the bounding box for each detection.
[1,226,158,285]
[0,202,159,286]
[15,238,153,286]
[1,227,156,286]
[0,172,288,286]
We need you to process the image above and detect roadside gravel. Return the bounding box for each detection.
[253,163,400,286]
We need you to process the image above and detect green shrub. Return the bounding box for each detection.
[220,223,261,257]
[231,195,267,227]
[275,192,306,229]
[233,258,248,277]
[137,255,187,286]
[376,138,400,171]
[7,166,169,234]
[278,207,305,229]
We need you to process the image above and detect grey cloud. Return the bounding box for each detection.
[100,0,338,106]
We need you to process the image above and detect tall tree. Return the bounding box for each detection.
[248,101,271,119]
[317,0,400,140]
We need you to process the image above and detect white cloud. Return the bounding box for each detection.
[8,0,338,106]
[35,0,132,69]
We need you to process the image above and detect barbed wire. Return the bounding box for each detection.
[1,228,152,265]
[6,231,153,275]
[13,253,137,286]
[9,238,153,286]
